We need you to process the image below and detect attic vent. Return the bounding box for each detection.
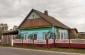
[44,10,48,16]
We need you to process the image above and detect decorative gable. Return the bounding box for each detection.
[28,12,40,19]
[18,10,52,29]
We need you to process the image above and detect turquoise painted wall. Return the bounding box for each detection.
[19,27,55,40]
[18,27,68,40]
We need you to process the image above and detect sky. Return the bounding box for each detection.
[0,0,85,32]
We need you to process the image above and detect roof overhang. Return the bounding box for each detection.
[2,30,18,35]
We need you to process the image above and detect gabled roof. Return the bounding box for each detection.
[18,9,69,29]
[69,28,78,33]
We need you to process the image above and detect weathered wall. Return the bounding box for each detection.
[19,18,52,28]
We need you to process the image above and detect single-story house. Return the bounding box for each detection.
[18,9,70,40]
[16,9,70,46]
[2,9,85,48]
[2,9,70,47]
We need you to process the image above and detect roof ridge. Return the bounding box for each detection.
[33,9,69,29]
[18,9,70,29]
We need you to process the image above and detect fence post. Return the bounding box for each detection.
[53,39,55,47]
[69,36,70,48]
[33,39,34,46]
[21,37,23,47]
[46,39,49,48]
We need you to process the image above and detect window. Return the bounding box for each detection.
[61,32,63,39]
[33,14,35,18]
[64,33,68,39]
[28,33,37,40]
[28,35,30,39]
[66,33,68,39]
[43,32,48,40]
[49,32,53,39]
[28,34,33,39]
[16,34,22,39]
[34,34,37,40]
[56,32,60,39]
[63,33,65,39]
[60,32,68,39]
[52,33,56,39]
[43,33,45,40]
[58,32,60,39]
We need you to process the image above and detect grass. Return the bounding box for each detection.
[13,45,85,54]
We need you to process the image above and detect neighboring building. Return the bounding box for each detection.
[2,30,18,45]
[69,28,78,39]
[78,32,85,39]
[0,23,8,38]
[0,23,8,44]
[69,28,78,34]
[2,9,85,48]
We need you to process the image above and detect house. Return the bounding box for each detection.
[2,9,85,48]
[12,9,69,46]
[18,9,69,39]
[2,9,70,47]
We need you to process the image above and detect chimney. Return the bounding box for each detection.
[44,10,48,16]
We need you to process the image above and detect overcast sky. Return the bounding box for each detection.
[0,0,85,32]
